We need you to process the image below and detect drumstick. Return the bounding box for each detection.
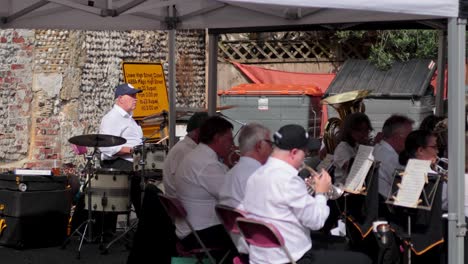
[156,136,169,144]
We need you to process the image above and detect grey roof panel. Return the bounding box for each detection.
[326,59,436,98]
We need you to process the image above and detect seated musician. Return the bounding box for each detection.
[174,116,237,259]
[399,129,447,206]
[218,123,272,254]
[373,115,414,199]
[218,123,272,209]
[242,124,371,264]
[396,129,445,262]
[333,113,373,185]
[162,112,208,197]
[98,83,143,237]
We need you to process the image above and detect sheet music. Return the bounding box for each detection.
[316,154,334,172]
[344,145,374,193]
[393,159,431,208]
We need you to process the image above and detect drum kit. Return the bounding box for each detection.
[62,106,239,258]
[63,132,167,258]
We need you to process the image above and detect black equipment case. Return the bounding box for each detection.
[0,173,72,248]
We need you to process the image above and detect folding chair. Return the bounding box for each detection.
[214,204,249,263]
[158,193,218,264]
[236,217,297,264]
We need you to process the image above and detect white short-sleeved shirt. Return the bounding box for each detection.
[99,105,143,162]
[174,143,228,239]
[243,157,329,264]
[163,136,197,197]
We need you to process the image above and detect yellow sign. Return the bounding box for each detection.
[122,62,169,118]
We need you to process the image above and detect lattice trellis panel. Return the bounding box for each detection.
[218,38,369,63]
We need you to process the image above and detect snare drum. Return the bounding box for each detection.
[133,144,167,178]
[85,168,131,213]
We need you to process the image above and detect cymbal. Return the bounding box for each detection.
[142,110,168,121]
[69,134,126,147]
[141,116,165,125]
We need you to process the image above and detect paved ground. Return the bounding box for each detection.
[0,236,131,264]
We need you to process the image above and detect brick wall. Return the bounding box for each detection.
[0,29,206,171]
[0,29,34,165]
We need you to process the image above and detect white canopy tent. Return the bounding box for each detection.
[1,1,466,262]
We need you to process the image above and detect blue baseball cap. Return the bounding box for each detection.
[114,83,142,99]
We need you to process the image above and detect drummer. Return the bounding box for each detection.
[99,83,143,217]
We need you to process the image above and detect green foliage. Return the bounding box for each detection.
[335,30,438,70]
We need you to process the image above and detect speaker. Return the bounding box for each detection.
[0,189,71,248]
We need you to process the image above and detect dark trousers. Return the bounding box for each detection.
[296,248,372,264]
[180,225,238,262]
[127,184,176,264]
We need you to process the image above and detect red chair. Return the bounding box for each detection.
[158,193,217,264]
[214,205,249,263]
[214,204,247,236]
[236,217,297,264]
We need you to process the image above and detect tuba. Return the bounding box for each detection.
[321,90,371,154]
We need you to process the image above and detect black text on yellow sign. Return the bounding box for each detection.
[122,62,169,117]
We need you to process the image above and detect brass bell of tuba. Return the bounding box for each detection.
[321,90,371,154]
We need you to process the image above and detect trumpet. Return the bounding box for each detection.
[433,156,448,179]
[301,163,344,200]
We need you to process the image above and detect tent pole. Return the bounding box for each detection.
[168,7,177,148]
[435,30,446,116]
[207,33,218,116]
[447,17,466,264]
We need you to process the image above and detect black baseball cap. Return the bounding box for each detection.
[114,83,142,99]
[273,124,321,151]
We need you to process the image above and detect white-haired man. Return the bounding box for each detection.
[219,123,273,209]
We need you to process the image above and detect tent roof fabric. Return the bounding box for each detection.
[0,0,464,30]
[326,59,437,98]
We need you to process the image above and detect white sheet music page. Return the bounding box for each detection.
[316,154,334,172]
[394,159,431,208]
[344,145,374,193]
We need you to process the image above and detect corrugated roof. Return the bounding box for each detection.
[326,59,436,98]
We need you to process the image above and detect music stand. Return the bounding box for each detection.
[341,159,379,255]
[385,169,442,264]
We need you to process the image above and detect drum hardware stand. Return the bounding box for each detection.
[62,147,99,259]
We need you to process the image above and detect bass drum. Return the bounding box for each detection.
[133,144,167,180]
[85,168,131,213]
